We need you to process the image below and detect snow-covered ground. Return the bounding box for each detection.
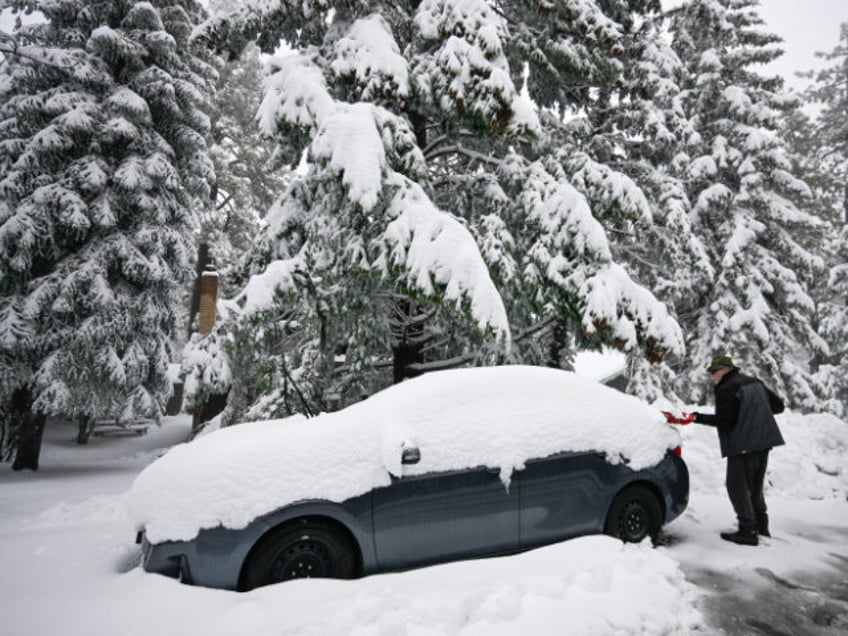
[1,392,847,635]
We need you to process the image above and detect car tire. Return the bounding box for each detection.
[604,485,662,544]
[240,519,359,590]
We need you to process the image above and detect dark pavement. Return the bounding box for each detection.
[686,552,848,635]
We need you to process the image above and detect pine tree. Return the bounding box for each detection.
[187,0,687,420]
[202,40,288,295]
[0,0,217,469]
[793,23,848,414]
[670,0,828,409]
[567,5,713,401]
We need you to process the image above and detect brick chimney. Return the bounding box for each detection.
[198,271,218,335]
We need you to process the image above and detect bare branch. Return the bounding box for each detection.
[427,144,503,167]
[513,317,558,344]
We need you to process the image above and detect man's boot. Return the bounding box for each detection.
[756,513,770,537]
[720,525,758,546]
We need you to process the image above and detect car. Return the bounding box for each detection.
[132,365,688,591]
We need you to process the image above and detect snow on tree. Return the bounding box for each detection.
[0,0,217,469]
[200,30,288,295]
[552,6,713,401]
[790,23,848,415]
[669,0,828,409]
[180,322,232,415]
[184,0,687,420]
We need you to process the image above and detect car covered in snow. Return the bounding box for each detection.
[132,365,688,591]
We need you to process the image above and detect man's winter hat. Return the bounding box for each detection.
[707,354,734,373]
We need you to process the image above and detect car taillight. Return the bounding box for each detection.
[672,446,682,456]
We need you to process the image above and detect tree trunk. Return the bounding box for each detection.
[11,388,46,472]
[546,320,572,370]
[408,110,427,149]
[843,183,847,225]
[393,342,424,383]
[76,414,93,445]
[390,298,426,383]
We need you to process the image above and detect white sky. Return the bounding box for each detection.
[757,0,848,91]
[660,0,848,91]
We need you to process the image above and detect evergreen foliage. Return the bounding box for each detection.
[201,39,288,294]
[186,0,690,421]
[2,0,843,448]
[0,0,217,467]
[669,0,828,409]
[568,5,713,401]
[792,23,848,414]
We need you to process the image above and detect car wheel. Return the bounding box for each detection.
[241,519,358,590]
[604,485,662,543]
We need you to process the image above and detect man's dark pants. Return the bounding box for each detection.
[726,450,769,531]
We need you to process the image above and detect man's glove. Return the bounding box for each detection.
[661,411,696,425]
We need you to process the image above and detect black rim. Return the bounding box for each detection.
[619,501,649,541]
[270,536,333,580]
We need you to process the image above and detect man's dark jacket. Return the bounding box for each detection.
[695,368,785,457]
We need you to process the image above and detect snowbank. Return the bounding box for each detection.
[678,409,848,499]
[222,536,702,636]
[131,365,680,542]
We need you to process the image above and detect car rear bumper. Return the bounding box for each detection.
[663,451,689,523]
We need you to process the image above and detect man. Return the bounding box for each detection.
[665,355,785,546]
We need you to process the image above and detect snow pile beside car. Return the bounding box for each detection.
[677,409,848,499]
[131,366,680,543]
[235,536,702,635]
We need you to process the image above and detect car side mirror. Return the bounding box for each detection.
[401,446,421,465]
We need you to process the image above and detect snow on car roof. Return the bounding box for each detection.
[130,365,680,543]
